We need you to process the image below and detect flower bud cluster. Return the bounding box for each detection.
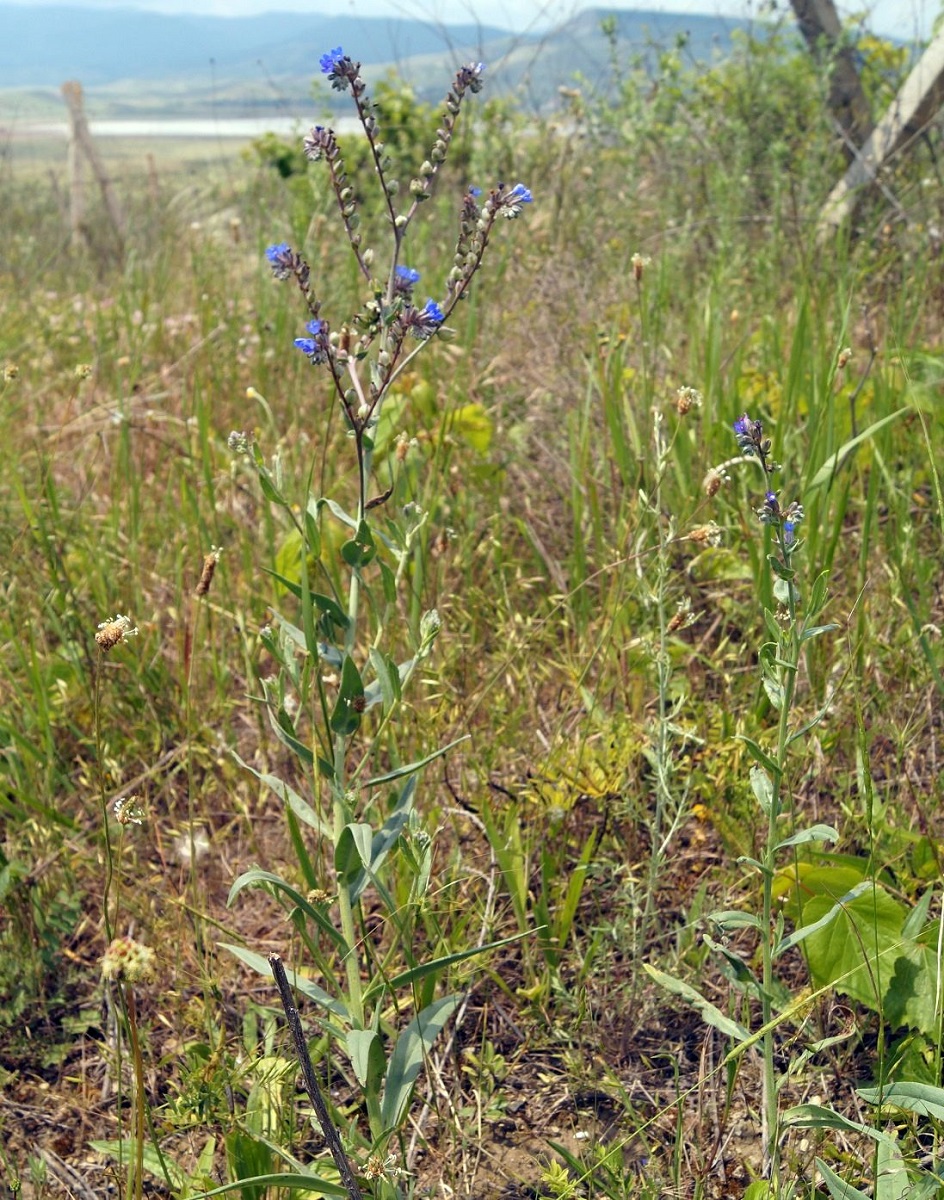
[262,46,530,461]
[732,412,803,548]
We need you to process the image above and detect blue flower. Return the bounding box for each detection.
[455,62,486,94]
[469,186,482,197]
[265,242,295,279]
[501,182,533,219]
[405,299,445,340]
[294,319,327,364]
[396,265,421,285]
[319,46,345,74]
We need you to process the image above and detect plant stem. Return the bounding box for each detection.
[760,529,799,1190]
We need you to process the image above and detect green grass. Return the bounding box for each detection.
[2,28,944,1200]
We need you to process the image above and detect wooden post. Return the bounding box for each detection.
[60,80,126,256]
[818,30,944,238]
[62,84,87,249]
[789,0,873,153]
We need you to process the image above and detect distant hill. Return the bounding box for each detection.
[0,4,758,117]
[0,6,511,86]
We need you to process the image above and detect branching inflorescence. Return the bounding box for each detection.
[264,49,531,509]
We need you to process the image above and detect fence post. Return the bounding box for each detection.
[60,80,126,257]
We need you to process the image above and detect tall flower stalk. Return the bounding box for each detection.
[229,47,534,1187]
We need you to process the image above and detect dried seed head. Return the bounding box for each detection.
[113,794,146,826]
[631,252,651,282]
[74,363,93,380]
[675,386,703,416]
[195,546,222,597]
[96,614,139,651]
[666,597,696,633]
[3,363,18,382]
[837,347,852,369]
[703,468,724,498]
[101,936,156,983]
[689,522,722,546]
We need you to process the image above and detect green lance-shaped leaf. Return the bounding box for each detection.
[227,868,349,952]
[381,994,462,1131]
[330,654,365,736]
[814,1158,871,1200]
[750,764,774,814]
[232,753,331,837]
[773,824,838,852]
[220,944,349,1021]
[736,733,781,778]
[806,407,910,494]
[643,964,749,1041]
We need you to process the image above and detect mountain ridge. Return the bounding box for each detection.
[0,5,758,116]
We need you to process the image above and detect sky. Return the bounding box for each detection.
[2,0,935,38]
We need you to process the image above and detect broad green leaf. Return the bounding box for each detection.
[335,823,373,883]
[774,883,868,957]
[881,944,942,1035]
[774,861,869,913]
[901,887,934,938]
[330,655,365,736]
[807,570,830,620]
[799,878,907,1008]
[381,994,462,1130]
[858,1081,944,1121]
[340,519,376,567]
[774,824,839,852]
[874,1137,912,1200]
[806,407,910,494]
[643,964,749,1041]
[347,1028,385,1090]
[219,944,349,1021]
[272,528,312,593]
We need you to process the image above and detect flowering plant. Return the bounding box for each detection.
[225,48,533,1194]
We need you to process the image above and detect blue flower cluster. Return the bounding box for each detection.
[294,319,328,365]
[733,413,803,545]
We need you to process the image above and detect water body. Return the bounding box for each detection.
[9,116,362,140]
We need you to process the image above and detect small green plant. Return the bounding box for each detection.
[224,46,533,1195]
